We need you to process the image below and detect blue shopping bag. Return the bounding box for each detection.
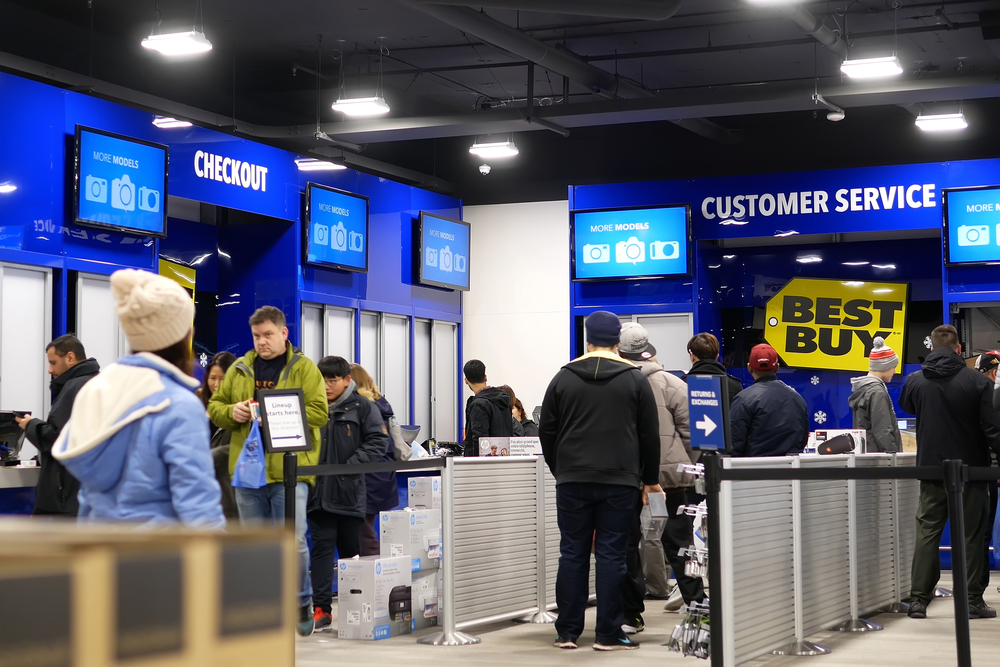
[232,420,268,489]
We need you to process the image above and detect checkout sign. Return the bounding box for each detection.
[764,278,908,373]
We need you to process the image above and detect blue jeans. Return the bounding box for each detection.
[235,482,312,606]
[555,482,639,642]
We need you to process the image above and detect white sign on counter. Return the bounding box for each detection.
[479,437,542,457]
[259,389,311,453]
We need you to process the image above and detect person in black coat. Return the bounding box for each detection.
[729,344,808,457]
[463,359,514,456]
[899,325,1000,619]
[15,334,99,516]
[308,356,389,631]
[684,332,743,402]
[500,385,537,437]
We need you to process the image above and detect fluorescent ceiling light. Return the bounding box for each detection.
[152,116,192,128]
[915,111,968,132]
[840,55,903,79]
[774,230,800,237]
[141,30,213,56]
[842,261,870,266]
[796,255,822,263]
[332,96,391,117]
[295,158,346,171]
[0,182,16,194]
[469,138,519,159]
[872,264,896,269]
[723,255,736,259]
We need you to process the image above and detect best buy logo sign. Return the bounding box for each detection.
[764,277,908,373]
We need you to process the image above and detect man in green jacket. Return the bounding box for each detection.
[208,306,328,636]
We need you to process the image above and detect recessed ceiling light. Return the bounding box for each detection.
[723,255,736,259]
[0,182,16,194]
[842,261,870,266]
[915,111,968,132]
[840,55,903,79]
[469,138,519,159]
[152,116,193,128]
[332,96,391,117]
[796,255,822,263]
[295,158,346,171]
[141,30,213,56]
[872,264,897,269]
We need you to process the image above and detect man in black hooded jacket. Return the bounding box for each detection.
[463,359,513,456]
[15,334,99,516]
[684,332,743,402]
[898,325,1000,620]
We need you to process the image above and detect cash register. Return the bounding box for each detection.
[0,411,25,466]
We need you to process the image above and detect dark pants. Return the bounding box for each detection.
[622,496,645,620]
[662,490,707,604]
[360,514,381,557]
[308,510,364,613]
[555,483,638,642]
[911,480,989,606]
[982,482,999,590]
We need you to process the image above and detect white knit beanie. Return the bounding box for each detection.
[111,269,194,352]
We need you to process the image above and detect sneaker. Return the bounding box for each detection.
[664,587,684,612]
[622,615,645,635]
[313,606,332,631]
[907,600,928,619]
[297,601,315,636]
[969,602,997,619]
[594,635,640,651]
[554,636,578,649]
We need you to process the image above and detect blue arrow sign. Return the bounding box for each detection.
[687,375,726,451]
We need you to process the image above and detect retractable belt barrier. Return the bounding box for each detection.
[703,452,1000,667]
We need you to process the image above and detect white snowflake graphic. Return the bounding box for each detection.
[199,352,209,368]
[810,376,820,386]
[814,411,828,424]
[924,336,933,350]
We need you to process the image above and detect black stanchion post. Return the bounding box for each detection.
[944,459,972,667]
[283,452,298,528]
[703,450,724,667]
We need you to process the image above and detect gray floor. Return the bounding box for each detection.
[297,575,1000,666]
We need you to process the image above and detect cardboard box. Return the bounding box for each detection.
[410,568,439,631]
[407,476,441,510]
[337,556,412,640]
[380,508,442,572]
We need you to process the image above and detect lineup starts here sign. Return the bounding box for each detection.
[764,278,908,373]
[260,390,310,453]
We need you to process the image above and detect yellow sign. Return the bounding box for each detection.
[764,278,908,373]
[158,258,196,301]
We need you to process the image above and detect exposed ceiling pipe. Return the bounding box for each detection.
[406,0,683,21]
[774,5,849,59]
[309,146,456,193]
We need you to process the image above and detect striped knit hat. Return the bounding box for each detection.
[869,337,898,372]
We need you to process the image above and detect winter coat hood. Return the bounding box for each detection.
[51,358,101,395]
[474,386,513,411]
[564,351,636,383]
[848,375,902,453]
[921,347,967,379]
[849,375,884,400]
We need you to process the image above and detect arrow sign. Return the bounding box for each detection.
[695,415,717,437]
[687,375,726,451]
[273,435,303,441]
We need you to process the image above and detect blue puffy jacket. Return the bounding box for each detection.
[729,375,809,457]
[53,353,225,529]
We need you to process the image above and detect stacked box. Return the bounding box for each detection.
[379,508,442,572]
[407,476,441,510]
[337,556,412,640]
[410,569,439,630]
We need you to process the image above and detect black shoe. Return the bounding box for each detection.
[622,615,645,634]
[554,636,578,649]
[969,602,997,619]
[297,601,315,636]
[593,635,640,651]
[907,600,928,619]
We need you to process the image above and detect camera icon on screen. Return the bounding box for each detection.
[314,224,329,246]
[615,237,645,264]
[425,246,438,268]
[138,186,160,213]
[331,222,347,251]
[111,175,135,211]
[349,231,364,252]
[650,240,680,260]
[454,254,467,273]
[582,243,610,264]
[85,175,107,203]
[440,246,454,273]
[957,225,990,247]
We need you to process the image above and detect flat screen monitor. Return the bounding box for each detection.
[418,212,470,291]
[303,183,369,273]
[74,125,169,237]
[571,205,691,281]
[944,185,1000,266]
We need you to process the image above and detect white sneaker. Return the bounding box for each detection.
[663,587,684,612]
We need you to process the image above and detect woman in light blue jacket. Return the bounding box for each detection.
[54,269,224,529]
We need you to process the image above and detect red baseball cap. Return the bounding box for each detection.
[749,344,779,371]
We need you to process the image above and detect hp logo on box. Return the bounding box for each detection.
[376,563,382,575]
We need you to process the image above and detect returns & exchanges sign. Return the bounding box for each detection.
[764,278,908,373]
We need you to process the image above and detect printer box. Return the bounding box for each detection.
[407,476,441,510]
[337,556,412,641]
[380,508,442,572]
[410,568,439,631]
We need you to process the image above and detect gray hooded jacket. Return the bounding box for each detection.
[848,375,902,453]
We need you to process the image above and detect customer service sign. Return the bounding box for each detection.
[764,278,908,373]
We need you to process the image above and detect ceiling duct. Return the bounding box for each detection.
[774,5,849,59]
[406,0,683,21]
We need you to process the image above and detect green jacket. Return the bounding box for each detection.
[208,344,328,485]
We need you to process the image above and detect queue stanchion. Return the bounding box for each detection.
[283,452,297,528]
[943,459,972,667]
[703,451,724,667]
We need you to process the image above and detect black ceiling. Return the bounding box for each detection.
[2,0,999,203]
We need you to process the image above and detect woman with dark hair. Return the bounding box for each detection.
[198,351,239,519]
[52,269,224,528]
[499,385,537,436]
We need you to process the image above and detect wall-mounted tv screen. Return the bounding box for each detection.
[944,185,1000,266]
[418,212,470,291]
[74,125,169,237]
[304,183,369,273]
[571,205,691,281]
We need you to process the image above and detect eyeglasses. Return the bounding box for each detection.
[324,378,343,386]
